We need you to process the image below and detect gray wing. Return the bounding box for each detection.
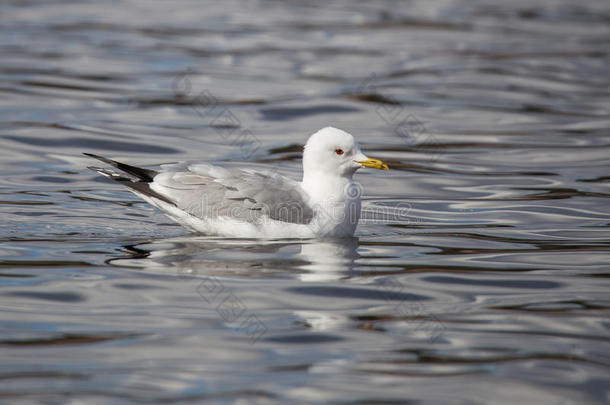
[150,163,314,225]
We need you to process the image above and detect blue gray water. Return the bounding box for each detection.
[1,0,609,404]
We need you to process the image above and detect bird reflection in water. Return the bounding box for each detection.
[108,236,359,281]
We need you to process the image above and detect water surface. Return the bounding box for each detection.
[1,0,609,404]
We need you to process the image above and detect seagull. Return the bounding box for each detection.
[86,126,388,238]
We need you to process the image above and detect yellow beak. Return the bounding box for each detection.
[356,157,389,171]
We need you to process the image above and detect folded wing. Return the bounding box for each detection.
[150,163,315,225]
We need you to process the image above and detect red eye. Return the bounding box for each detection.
[335,148,344,156]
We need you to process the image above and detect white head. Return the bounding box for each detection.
[302,127,388,180]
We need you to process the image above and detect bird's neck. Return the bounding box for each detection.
[301,172,361,236]
[301,172,354,206]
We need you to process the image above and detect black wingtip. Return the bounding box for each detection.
[83,152,158,182]
[83,152,114,166]
[84,154,174,207]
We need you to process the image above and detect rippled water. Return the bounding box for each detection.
[1,0,609,403]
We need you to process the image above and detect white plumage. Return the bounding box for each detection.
[86,126,388,238]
